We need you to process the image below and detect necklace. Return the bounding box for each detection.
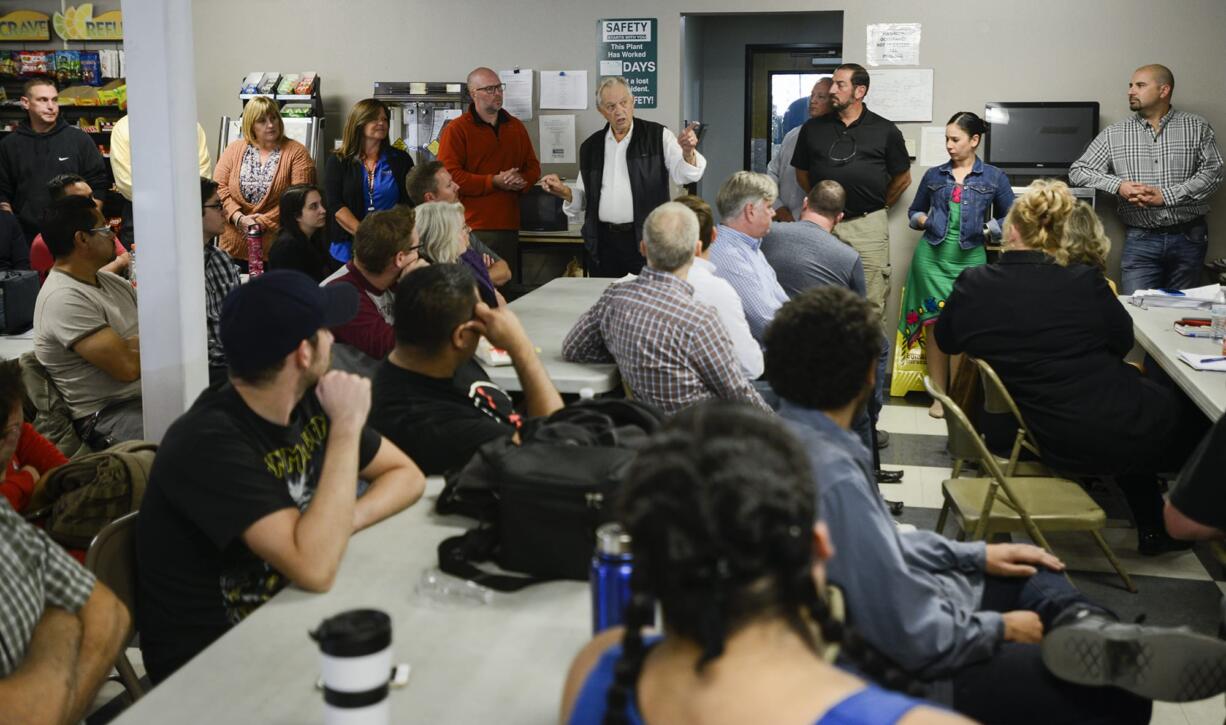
[365,155,378,212]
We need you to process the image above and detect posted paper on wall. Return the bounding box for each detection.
[919,126,947,167]
[539,115,576,164]
[498,68,534,120]
[867,23,921,66]
[540,70,588,110]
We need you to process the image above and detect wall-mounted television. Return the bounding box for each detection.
[983,102,1100,172]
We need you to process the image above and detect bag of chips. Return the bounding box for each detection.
[0,53,18,78]
[79,51,101,86]
[17,51,54,79]
[54,51,81,85]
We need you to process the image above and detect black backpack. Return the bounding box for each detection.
[436,398,664,591]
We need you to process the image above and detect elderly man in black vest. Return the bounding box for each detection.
[540,77,705,277]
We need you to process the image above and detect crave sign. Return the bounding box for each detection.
[0,11,50,41]
[597,18,657,109]
[54,4,123,41]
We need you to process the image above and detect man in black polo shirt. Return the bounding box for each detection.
[792,62,910,319]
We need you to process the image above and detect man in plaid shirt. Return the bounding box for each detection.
[0,500,128,722]
[562,202,768,414]
[201,177,241,385]
[1070,64,1223,294]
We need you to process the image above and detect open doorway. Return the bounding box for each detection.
[681,12,842,203]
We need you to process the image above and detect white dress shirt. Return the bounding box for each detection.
[687,255,764,379]
[564,121,706,222]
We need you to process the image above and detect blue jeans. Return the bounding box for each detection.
[1120,221,1208,295]
[852,335,890,453]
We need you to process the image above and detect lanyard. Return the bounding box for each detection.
[365,160,377,212]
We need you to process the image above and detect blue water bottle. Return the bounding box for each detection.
[591,523,634,634]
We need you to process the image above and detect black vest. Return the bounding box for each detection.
[578,119,671,259]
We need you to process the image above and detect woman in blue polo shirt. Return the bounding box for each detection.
[903,112,1014,418]
[325,98,414,263]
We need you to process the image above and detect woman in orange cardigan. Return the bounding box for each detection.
[214,97,316,266]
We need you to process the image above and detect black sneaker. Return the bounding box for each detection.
[1042,611,1226,702]
[1137,529,1195,557]
[876,469,904,483]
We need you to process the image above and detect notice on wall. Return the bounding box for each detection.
[540,70,587,110]
[539,115,576,164]
[866,23,921,66]
[498,68,534,120]
[598,18,658,108]
[864,68,933,123]
[919,126,947,167]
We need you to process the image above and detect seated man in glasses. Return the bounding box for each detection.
[326,208,428,362]
[369,263,563,475]
[33,194,142,443]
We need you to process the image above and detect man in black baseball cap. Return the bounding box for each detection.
[135,271,426,684]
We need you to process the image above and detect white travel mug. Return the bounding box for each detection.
[310,609,393,725]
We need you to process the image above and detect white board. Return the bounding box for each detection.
[864,68,933,123]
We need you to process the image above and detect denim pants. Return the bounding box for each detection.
[1119,221,1208,295]
[949,570,1150,725]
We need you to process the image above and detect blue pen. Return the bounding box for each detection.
[1158,288,1186,296]
[1201,356,1226,363]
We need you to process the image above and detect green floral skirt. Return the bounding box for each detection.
[899,239,986,348]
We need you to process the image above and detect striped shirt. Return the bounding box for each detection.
[1069,109,1223,228]
[707,225,790,342]
[204,244,241,368]
[561,266,768,414]
[0,499,96,676]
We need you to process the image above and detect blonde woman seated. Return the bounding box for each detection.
[935,180,1203,555]
[1062,202,1117,294]
[415,201,500,306]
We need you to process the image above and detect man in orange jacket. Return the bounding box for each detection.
[437,66,541,282]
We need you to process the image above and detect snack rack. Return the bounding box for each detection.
[218,72,326,162]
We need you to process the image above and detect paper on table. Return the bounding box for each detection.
[540,70,587,110]
[1177,351,1226,372]
[919,126,946,167]
[498,69,533,120]
[539,115,575,164]
[1135,283,1221,301]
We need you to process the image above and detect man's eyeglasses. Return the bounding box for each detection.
[472,83,506,95]
[88,225,116,238]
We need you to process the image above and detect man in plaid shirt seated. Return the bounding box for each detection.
[0,501,129,722]
[562,201,769,414]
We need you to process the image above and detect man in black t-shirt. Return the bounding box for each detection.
[370,264,563,475]
[1165,413,1226,539]
[135,271,425,684]
[791,63,911,320]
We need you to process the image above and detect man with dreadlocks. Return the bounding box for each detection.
[559,402,965,724]
[767,286,1226,723]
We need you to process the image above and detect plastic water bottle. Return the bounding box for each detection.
[1210,288,1226,340]
[414,567,494,607]
[591,523,635,634]
[246,223,265,277]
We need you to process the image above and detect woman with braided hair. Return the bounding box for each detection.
[559,402,966,725]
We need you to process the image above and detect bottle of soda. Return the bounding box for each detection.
[246,223,265,277]
[590,523,634,634]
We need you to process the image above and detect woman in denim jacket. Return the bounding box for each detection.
[902,112,1014,417]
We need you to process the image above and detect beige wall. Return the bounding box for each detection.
[185,0,1226,329]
